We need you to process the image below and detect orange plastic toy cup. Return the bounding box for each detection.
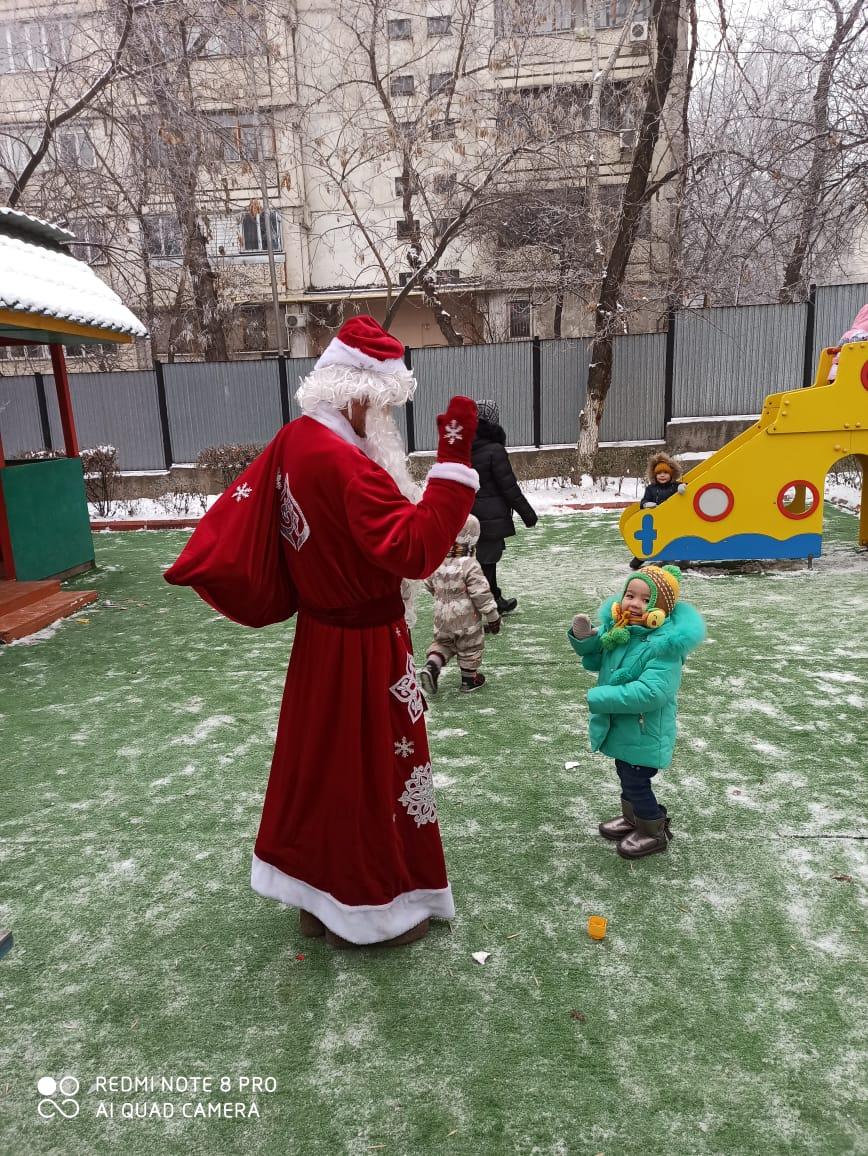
[587,916,607,940]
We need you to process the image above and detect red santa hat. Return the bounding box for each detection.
[297,315,415,411]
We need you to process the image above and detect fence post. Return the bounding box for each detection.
[403,346,416,453]
[802,283,817,388]
[532,335,541,448]
[277,356,291,424]
[33,372,53,452]
[663,307,677,436]
[152,360,174,471]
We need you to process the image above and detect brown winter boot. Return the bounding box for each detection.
[617,814,672,859]
[325,919,430,949]
[299,909,326,937]
[598,798,637,841]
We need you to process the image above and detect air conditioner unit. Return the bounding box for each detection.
[629,19,649,44]
[619,129,637,151]
[285,311,307,330]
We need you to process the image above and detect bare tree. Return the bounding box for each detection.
[578,0,683,470]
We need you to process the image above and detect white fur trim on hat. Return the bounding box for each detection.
[315,336,407,378]
[428,462,480,491]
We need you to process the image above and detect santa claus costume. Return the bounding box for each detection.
[164,316,479,946]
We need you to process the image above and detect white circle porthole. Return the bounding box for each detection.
[777,480,819,520]
[693,483,734,522]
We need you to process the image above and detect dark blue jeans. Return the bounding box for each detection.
[615,759,662,820]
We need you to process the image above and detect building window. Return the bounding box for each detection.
[395,175,419,196]
[186,9,266,57]
[143,214,183,258]
[396,219,420,241]
[430,119,456,141]
[237,305,270,352]
[595,0,646,28]
[433,216,454,241]
[0,342,47,360]
[509,299,532,339]
[427,15,452,35]
[68,219,108,265]
[56,127,97,170]
[206,113,275,163]
[429,71,452,97]
[398,271,416,286]
[495,0,586,36]
[65,341,115,358]
[390,74,415,97]
[387,18,412,38]
[432,171,456,195]
[436,268,460,283]
[240,209,282,252]
[0,20,71,73]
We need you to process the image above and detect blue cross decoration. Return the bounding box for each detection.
[634,513,657,557]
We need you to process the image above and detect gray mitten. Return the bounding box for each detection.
[571,613,595,639]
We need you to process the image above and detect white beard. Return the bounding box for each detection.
[363,405,422,503]
[363,406,422,628]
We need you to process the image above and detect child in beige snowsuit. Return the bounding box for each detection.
[419,515,501,694]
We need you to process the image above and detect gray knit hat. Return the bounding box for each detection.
[456,514,481,547]
[477,400,500,425]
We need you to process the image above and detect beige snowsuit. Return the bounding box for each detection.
[424,551,499,673]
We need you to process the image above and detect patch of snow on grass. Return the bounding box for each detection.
[170,714,235,745]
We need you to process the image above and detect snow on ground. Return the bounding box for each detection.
[90,471,861,522]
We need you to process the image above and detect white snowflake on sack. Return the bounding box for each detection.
[233,482,252,502]
[394,736,415,758]
[444,420,463,445]
[399,762,437,827]
[278,473,310,551]
[389,654,424,723]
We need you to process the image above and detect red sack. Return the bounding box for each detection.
[164,431,297,627]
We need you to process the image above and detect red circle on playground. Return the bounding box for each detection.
[860,359,868,390]
[693,483,734,522]
[777,480,819,520]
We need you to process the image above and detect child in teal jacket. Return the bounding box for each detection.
[567,564,705,859]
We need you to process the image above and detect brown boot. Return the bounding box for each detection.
[325,919,430,949]
[617,814,672,859]
[299,909,326,937]
[599,798,636,841]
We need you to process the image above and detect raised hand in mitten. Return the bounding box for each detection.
[436,396,478,466]
[571,613,595,639]
[677,483,687,495]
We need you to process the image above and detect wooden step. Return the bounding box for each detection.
[0,589,98,643]
[0,579,61,615]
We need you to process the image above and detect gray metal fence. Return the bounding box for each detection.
[2,281,866,470]
[672,303,808,419]
[412,342,534,451]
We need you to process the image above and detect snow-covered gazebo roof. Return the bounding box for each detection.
[0,207,147,346]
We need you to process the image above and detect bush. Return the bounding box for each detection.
[19,449,65,461]
[80,445,119,517]
[196,444,264,489]
[153,477,211,518]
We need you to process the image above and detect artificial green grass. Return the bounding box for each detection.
[1,508,866,1155]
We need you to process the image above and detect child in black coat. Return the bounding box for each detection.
[640,452,686,508]
[630,452,686,569]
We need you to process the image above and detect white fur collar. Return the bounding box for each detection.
[307,402,370,456]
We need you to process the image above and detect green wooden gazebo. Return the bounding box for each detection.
[0,208,147,641]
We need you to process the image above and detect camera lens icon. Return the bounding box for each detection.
[37,1075,80,1119]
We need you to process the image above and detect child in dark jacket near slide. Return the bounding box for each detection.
[568,564,706,860]
[630,451,687,568]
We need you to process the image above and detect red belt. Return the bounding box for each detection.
[299,591,404,628]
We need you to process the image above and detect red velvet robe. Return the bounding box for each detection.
[164,406,477,942]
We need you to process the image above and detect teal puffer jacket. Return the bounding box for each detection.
[567,596,706,768]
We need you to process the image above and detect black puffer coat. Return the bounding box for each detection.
[471,418,538,543]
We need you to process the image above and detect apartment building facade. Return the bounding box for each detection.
[0,0,682,368]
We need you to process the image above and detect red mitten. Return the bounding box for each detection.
[436,396,478,466]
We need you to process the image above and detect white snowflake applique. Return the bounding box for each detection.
[444,420,463,445]
[389,654,424,724]
[233,482,252,502]
[399,762,437,827]
[278,474,310,551]
[394,736,415,758]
